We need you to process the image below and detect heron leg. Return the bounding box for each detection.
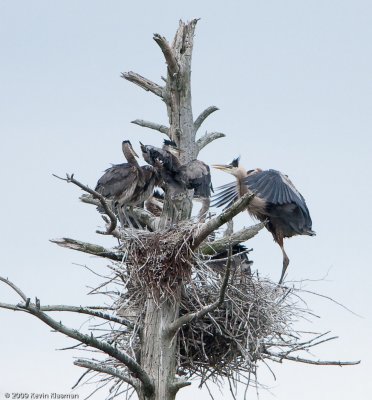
[121,206,135,228]
[197,197,210,222]
[278,240,290,285]
[116,204,127,228]
[128,206,143,229]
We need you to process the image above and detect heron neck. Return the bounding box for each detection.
[236,167,248,197]
[123,148,139,167]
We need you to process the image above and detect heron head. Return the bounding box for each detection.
[122,140,139,158]
[212,156,241,176]
[163,139,182,157]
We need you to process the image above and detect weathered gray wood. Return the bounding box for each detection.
[199,222,265,255]
[140,296,180,400]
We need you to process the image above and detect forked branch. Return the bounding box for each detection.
[53,173,119,237]
[0,276,154,397]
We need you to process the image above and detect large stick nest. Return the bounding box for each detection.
[114,223,324,387]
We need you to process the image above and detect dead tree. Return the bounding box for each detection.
[0,20,359,400]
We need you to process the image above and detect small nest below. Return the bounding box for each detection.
[177,266,285,382]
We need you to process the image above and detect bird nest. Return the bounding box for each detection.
[113,223,322,388]
[118,222,195,298]
[176,262,296,385]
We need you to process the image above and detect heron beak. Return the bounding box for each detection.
[212,164,232,173]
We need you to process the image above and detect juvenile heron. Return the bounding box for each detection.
[95,140,160,227]
[213,157,315,284]
[140,140,213,217]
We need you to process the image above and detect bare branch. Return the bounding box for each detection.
[196,131,225,153]
[192,193,255,250]
[153,34,179,76]
[0,302,25,311]
[79,195,157,231]
[266,351,361,366]
[194,106,219,133]
[15,300,154,395]
[0,276,28,301]
[166,247,232,337]
[200,222,265,255]
[169,378,192,394]
[74,359,137,388]
[39,305,134,329]
[131,119,170,136]
[121,71,164,98]
[50,238,123,262]
[53,173,119,237]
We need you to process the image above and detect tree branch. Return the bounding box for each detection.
[0,302,24,311]
[265,351,361,366]
[169,378,192,394]
[194,106,219,133]
[0,276,27,301]
[74,359,137,388]
[166,247,232,337]
[196,131,225,153]
[19,301,153,395]
[50,238,123,262]
[131,119,170,136]
[39,305,134,329]
[79,194,157,232]
[153,34,179,76]
[53,173,119,237]
[199,222,265,255]
[121,71,164,99]
[0,276,153,395]
[192,193,255,250]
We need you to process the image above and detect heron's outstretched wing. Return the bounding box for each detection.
[244,169,309,212]
[211,180,239,209]
[95,163,137,198]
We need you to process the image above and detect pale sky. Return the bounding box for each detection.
[0,1,371,399]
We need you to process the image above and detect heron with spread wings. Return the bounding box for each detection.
[213,157,315,284]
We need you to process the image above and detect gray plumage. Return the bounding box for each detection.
[212,157,315,284]
[95,141,160,227]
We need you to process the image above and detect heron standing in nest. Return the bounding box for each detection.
[212,157,315,284]
[95,140,160,228]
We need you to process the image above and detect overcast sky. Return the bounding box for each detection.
[0,1,371,399]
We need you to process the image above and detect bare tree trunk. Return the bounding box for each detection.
[124,20,202,399]
[139,296,180,400]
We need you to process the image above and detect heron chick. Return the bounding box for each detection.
[95,140,160,228]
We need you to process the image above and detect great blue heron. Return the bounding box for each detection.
[140,140,213,217]
[212,157,315,284]
[95,140,160,228]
